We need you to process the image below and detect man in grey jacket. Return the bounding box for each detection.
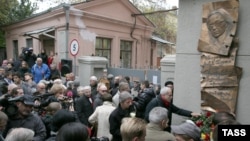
[3,95,46,141]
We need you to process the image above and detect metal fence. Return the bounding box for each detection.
[107,67,161,85]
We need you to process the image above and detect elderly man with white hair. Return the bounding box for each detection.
[144,87,201,132]
[75,85,94,127]
[31,57,50,84]
[89,75,98,98]
[145,107,176,141]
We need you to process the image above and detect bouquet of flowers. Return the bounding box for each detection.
[191,111,214,141]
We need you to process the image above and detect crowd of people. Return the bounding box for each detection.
[0,49,241,141]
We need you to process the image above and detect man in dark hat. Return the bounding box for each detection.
[3,95,46,141]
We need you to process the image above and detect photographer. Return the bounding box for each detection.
[2,94,46,141]
[23,47,37,68]
[37,83,72,110]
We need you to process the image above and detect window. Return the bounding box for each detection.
[26,38,33,48]
[13,40,18,60]
[95,37,111,66]
[120,40,132,68]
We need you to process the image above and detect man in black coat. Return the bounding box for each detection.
[75,86,94,127]
[144,87,201,131]
[109,91,135,141]
[133,80,155,118]
[89,76,98,98]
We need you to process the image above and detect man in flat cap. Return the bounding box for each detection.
[3,95,46,141]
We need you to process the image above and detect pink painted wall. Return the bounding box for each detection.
[4,0,157,69]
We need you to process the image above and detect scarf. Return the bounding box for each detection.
[161,95,170,108]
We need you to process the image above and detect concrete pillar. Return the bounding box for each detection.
[78,56,108,86]
[160,55,176,87]
[174,0,250,124]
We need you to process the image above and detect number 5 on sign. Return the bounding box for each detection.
[70,39,79,56]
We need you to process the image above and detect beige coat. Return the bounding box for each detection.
[145,123,176,141]
[88,101,116,140]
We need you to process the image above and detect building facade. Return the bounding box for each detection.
[3,0,170,70]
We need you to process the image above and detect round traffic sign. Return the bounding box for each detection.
[70,39,79,56]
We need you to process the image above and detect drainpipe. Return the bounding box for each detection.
[130,16,139,69]
[63,4,70,60]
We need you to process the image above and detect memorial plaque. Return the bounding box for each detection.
[200,38,238,67]
[201,65,242,78]
[198,0,239,56]
[200,65,242,89]
[201,75,238,88]
[201,87,238,113]
[198,0,241,115]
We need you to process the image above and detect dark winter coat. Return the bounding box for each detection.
[109,105,133,141]
[144,95,192,131]
[75,95,94,126]
[134,88,155,118]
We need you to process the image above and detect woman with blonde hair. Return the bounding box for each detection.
[39,83,70,110]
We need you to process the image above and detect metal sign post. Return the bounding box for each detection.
[70,39,79,75]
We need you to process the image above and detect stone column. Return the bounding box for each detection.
[160,55,176,87]
[78,56,108,86]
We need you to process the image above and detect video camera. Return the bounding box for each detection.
[0,94,23,117]
[22,47,33,55]
[34,93,54,100]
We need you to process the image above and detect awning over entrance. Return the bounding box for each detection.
[151,35,174,45]
[23,27,55,40]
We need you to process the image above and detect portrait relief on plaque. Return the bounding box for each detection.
[198,0,239,56]
[198,0,241,114]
